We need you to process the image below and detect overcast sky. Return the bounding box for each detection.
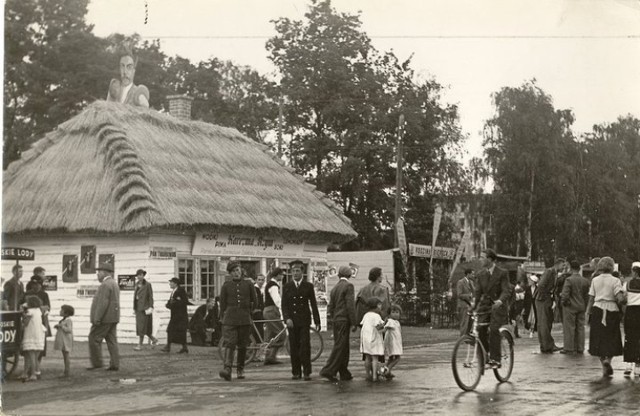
[87,0,640,160]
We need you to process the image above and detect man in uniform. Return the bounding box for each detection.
[473,249,510,368]
[218,261,257,381]
[87,263,120,371]
[107,48,150,108]
[282,260,321,380]
[320,266,357,382]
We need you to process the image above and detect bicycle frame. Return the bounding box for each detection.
[250,318,288,349]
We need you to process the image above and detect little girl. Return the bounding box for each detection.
[382,304,404,379]
[360,297,385,381]
[21,295,46,382]
[54,304,75,378]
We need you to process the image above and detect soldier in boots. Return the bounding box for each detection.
[218,261,257,381]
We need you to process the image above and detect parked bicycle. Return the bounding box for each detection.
[451,310,514,391]
[218,318,323,365]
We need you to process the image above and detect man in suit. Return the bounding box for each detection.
[2,264,24,311]
[133,269,158,350]
[473,249,510,368]
[320,265,357,382]
[456,268,475,335]
[161,278,190,353]
[87,263,120,371]
[219,261,257,381]
[535,258,565,353]
[252,274,266,342]
[559,259,590,354]
[282,260,321,381]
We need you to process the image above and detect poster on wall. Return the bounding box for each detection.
[98,254,115,272]
[62,254,78,283]
[310,261,328,306]
[43,275,57,291]
[80,245,96,274]
[118,275,136,291]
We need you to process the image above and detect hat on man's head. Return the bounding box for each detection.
[227,261,241,273]
[96,263,114,273]
[289,260,305,269]
[338,266,352,278]
[136,269,147,277]
[168,277,180,285]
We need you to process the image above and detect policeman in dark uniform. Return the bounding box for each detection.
[218,261,257,381]
[282,260,321,380]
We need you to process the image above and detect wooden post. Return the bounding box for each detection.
[394,114,404,247]
[277,96,284,158]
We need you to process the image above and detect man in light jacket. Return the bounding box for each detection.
[88,263,120,371]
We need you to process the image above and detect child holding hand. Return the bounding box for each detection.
[382,304,404,379]
[53,304,75,378]
[360,298,385,381]
[21,296,46,382]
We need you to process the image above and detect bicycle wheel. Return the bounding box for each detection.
[218,338,258,366]
[452,335,483,391]
[283,327,324,362]
[493,329,514,382]
[1,351,19,379]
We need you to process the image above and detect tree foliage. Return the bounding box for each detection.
[267,0,470,249]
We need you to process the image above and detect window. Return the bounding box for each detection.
[178,258,195,299]
[200,259,217,300]
[177,257,219,301]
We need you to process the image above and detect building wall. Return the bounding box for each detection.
[2,231,332,343]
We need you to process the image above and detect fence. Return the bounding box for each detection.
[396,294,458,328]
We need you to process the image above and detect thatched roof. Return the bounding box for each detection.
[2,101,356,242]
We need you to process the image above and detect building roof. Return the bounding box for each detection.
[3,101,357,242]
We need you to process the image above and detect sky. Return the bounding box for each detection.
[86,0,640,161]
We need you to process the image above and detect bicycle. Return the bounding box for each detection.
[218,319,324,365]
[451,310,515,391]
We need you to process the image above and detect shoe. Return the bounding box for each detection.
[133,345,143,351]
[385,373,395,379]
[86,366,103,371]
[576,351,584,354]
[237,369,245,379]
[623,368,632,377]
[178,348,189,354]
[106,366,119,371]
[292,374,301,380]
[487,360,501,369]
[602,361,613,377]
[219,368,231,381]
[552,345,562,352]
[303,375,312,381]
[26,375,38,382]
[34,371,42,379]
[559,350,574,355]
[151,338,159,346]
[340,374,353,381]
[263,359,282,365]
[319,372,338,382]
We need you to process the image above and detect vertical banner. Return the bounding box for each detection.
[62,254,78,283]
[448,227,472,286]
[80,245,96,274]
[429,205,443,293]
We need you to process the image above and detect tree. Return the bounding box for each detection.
[483,80,576,260]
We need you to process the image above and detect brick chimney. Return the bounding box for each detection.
[167,94,194,121]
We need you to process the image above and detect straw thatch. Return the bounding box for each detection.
[3,101,357,242]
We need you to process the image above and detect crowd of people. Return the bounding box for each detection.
[457,251,640,378]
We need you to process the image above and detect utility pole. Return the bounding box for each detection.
[394,114,404,247]
[277,96,284,158]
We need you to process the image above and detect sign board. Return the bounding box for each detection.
[150,247,177,259]
[0,311,22,347]
[1,247,35,261]
[409,243,456,260]
[118,275,136,291]
[76,285,99,298]
[522,261,545,274]
[43,275,57,291]
[192,231,306,258]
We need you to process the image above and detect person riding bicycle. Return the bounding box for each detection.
[473,248,511,369]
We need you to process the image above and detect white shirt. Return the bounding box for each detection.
[623,280,640,306]
[268,281,281,310]
[120,82,132,103]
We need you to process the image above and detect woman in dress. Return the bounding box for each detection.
[161,278,190,354]
[586,257,625,377]
[622,264,640,377]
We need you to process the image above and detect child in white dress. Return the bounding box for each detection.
[360,297,385,381]
[21,295,46,382]
[383,304,404,379]
[54,304,75,378]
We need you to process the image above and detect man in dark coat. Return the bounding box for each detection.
[219,261,257,381]
[320,266,357,382]
[456,268,475,335]
[188,297,218,346]
[282,260,321,380]
[473,249,511,368]
[252,274,266,342]
[161,278,190,354]
[87,263,120,371]
[133,269,158,350]
[2,264,24,311]
[559,260,590,354]
[535,258,565,353]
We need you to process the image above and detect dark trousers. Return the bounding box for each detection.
[562,308,585,353]
[88,322,119,368]
[320,320,351,378]
[623,305,640,363]
[289,325,311,376]
[478,319,502,362]
[535,298,556,352]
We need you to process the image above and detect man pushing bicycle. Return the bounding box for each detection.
[473,248,511,369]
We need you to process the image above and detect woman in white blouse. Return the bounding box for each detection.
[622,264,640,377]
[585,257,625,377]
